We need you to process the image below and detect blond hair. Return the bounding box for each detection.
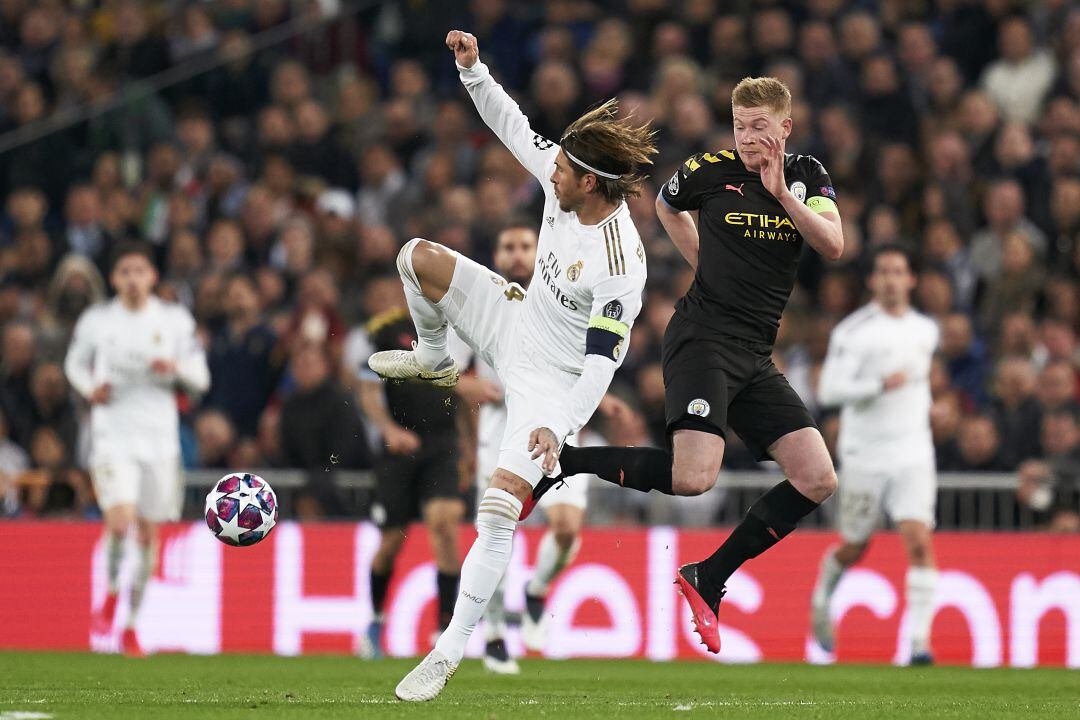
[560,99,658,203]
[731,76,792,117]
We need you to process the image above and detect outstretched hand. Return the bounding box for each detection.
[757,135,787,199]
[445,30,479,68]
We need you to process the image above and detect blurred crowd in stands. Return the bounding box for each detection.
[0,0,1079,528]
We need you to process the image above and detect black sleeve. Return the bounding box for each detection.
[659,153,718,212]
[800,155,837,203]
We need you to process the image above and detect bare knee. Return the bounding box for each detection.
[834,541,868,567]
[135,520,157,548]
[792,465,838,503]
[547,508,583,550]
[405,239,456,301]
[489,470,532,506]
[672,465,717,496]
[373,529,406,572]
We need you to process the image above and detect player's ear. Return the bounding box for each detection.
[781,116,793,138]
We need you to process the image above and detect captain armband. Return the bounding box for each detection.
[806,195,838,215]
[586,300,629,361]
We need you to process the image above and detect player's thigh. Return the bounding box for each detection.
[662,315,733,448]
[436,250,524,370]
[135,456,183,523]
[729,367,818,464]
[498,363,578,489]
[884,460,937,535]
[836,464,887,544]
[91,453,140,519]
[373,451,421,529]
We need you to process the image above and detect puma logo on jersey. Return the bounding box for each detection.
[724,183,745,196]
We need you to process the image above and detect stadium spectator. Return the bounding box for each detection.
[279,342,370,516]
[203,274,280,437]
[989,357,1042,470]
[0,0,1074,529]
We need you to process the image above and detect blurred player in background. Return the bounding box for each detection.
[356,277,476,658]
[813,245,940,665]
[461,222,595,674]
[555,76,843,653]
[65,242,209,656]
[368,30,653,700]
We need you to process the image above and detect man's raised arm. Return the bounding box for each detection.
[447,29,558,184]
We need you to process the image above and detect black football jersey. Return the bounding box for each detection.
[660,149,837,349]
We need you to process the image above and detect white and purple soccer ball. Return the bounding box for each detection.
[204,473,279,546]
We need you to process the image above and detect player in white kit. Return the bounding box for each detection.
[65,243,209,656]
[368,31,654,701]
[812,245,940,665]
[463,223,593,674]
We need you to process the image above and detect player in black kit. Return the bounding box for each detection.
[552,77,844,652]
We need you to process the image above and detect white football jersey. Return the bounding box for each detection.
[459,60,647,376]
[65,296,209,459]
[818,303,939,464]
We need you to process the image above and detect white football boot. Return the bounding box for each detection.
[368,347,459,388]
[394,649,458,702]
[521,593,548,652]
[810,588,835,653]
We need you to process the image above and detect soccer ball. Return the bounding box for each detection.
[204,473,279,546]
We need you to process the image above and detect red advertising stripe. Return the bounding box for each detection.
[0,522,1076,667]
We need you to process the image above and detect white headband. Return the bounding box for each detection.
[562,147,622,180]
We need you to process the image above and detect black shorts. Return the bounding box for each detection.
[662,311,816,461]
[374,432,465,528]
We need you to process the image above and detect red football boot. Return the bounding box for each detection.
[518,475,565,521]
[91,593,118,634]
[674,563,724,654]
[121,627,146,658]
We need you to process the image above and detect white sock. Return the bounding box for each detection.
[397,238,451,371]
[906,566,937,656]
[106,534,124,595]
[434,488,521,663]
[526,531,580,597]
[483,574,509,643]
[812,548,845,606]
[127,544,156,629]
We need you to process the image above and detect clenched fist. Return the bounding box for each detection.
[445,30,479,68]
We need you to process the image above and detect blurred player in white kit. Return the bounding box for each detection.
[812,245,940,665]
[65,243,209,656]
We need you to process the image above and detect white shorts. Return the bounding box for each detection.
[440,253,579,487]
[476,431,590,512]
[838,456,937,543]
[91,452,183,522]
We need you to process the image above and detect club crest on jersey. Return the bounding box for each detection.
[667,172,679,196]
[688,398,710,417]
[567,260,583,282]
[790,181,806,202]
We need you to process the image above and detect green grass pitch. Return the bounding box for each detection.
[0,652,1076,719]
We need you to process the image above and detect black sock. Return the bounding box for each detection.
[699,480,819,598]
[370,570,391,619]
[559,444,675,495]
[436,572,460,629]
